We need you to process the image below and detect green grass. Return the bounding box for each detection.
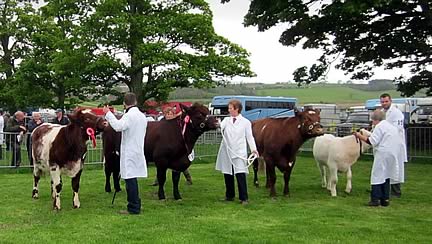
[1,154,431,243]
[257,86,402,106]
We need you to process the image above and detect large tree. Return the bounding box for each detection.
[0,0,36,110]
[222,0,432,96]
[11,0,121,109]
[86,0,253,106]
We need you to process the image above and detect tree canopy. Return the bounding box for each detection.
[222,0,432,96]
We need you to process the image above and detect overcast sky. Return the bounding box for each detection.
[207,0,409,84]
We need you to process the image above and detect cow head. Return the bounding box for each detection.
[296,108,324,137]
[359,128,372,153]
[180,103,219,133]
[67,108,107,133]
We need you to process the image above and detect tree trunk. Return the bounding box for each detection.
[0,35,13,79]
[57,83,65,109]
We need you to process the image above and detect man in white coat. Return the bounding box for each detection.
[380,93,407,198]
[103,93,147,215]
[216,99,258,205]
[355,110,405,207]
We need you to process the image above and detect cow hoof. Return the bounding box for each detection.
[175,198,183,202]
[271,197,277,201]
[32,193,39,199]
[73,204,80,209]
[115,188,122,193]
[159,198,167,202]
[105,189,112,193]
[345,190,351,194]
[254,181,259,187]
[283,193,290,197]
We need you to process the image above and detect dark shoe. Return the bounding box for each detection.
[119,210,139,215]
[186,179,193,185]
[381,200,390,207]
[240,200,249,205]
[367,201,380,207]
[222,197,234,202]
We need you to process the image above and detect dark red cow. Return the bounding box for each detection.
[31,109,106,210]
[103,103,219,200]
[252,109,324,197]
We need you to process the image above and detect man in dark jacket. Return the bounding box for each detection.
[5,111,26,167]
[27,112,44,165]
[52,109,70,125]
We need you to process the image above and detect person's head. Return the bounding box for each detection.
[380,93,392,110]
[55,109,63,118]
[14,111,25,122]
[371,109,386,126]
[163,106,175,120]
[228,99,242,117]
[32,112,41,121]
[123,92,137,109]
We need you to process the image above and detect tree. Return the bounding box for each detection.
[0,0,36,110]
[12,0,120,109]
[222,0,432,96]
[86,0,253,106]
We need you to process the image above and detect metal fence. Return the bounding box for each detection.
[1,125,431,169]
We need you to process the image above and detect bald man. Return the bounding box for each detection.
[5,111,27,167]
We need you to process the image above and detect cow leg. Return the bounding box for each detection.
[253,158,259,187]
[172,171,182,200]
[283,161,295,196]
[265,161,272,189]
[32,167,42,199]
[50,166,62,210]
[157,167,167,200]
[267,164,277,198]
[328,165,338,197]
[345,167,352,194]
[113,169,121,192]
[317,162,327,189]
[104,166,112,193]
[71,169,82,209]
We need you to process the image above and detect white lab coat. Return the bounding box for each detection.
[0,116,3,145]
[384,104,407,183]
[216,114,257,175]
[105,107,148,179]
[368,120,405,185]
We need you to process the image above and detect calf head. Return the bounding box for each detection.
[67,108,107,133]
[180,103,219,133]
[296,108,324,138]
[359,128,372,152]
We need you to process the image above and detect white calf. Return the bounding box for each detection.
[313,129,371,196]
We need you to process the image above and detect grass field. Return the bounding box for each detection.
[257,86,402,106]
[1,154,431,243]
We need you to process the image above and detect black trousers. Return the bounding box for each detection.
[391,183,402,197]
[125,178,141,214]
[371,178,390,203]
[224,171,248,201]
[11,141,21,167]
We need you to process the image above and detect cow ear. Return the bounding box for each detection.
[294,107,300,116]
[315,108,321,115]
[180,103,190,114]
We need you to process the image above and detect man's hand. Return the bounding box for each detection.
[252,150,259,157]
[102,105,110,115]
[19,126,27,132]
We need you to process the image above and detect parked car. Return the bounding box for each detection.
[336,111,371,137]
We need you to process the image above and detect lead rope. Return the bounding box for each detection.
[221,129,258,170]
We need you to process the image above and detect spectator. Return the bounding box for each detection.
[52,109,70,125]
[5,111,26,167]
[27,112,44,165]
[0,109,3,160]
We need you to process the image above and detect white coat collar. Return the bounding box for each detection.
[230,114,243,123]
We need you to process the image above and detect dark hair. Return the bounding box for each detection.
[228,99,242,113]
[124,92,137,106]
[380,93,392,99]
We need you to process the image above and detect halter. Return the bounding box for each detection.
[297,121,320,133]
[179,113,209,155]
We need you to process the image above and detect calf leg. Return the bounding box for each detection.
[104,166,112,193]
[71,169,82,209]
[328,166,338,197]
[283,162,295,196]
[32,167,42,199]
[267,164,277,197]
[50,166,62,210]
[317,161,327,189]
[253,158,259,187]
[172,171,182,200]
[345,167,352,194]
[157,167,167,200]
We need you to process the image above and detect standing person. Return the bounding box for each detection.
[150,106,193,186]
[5,111,26,167]
[52,109,70,125]
[216,99,258,205]
[0,109,4,160]
[354,110,404,207]
[380,93,407,198]
[27,112,44,165]
[103,92,147,215]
